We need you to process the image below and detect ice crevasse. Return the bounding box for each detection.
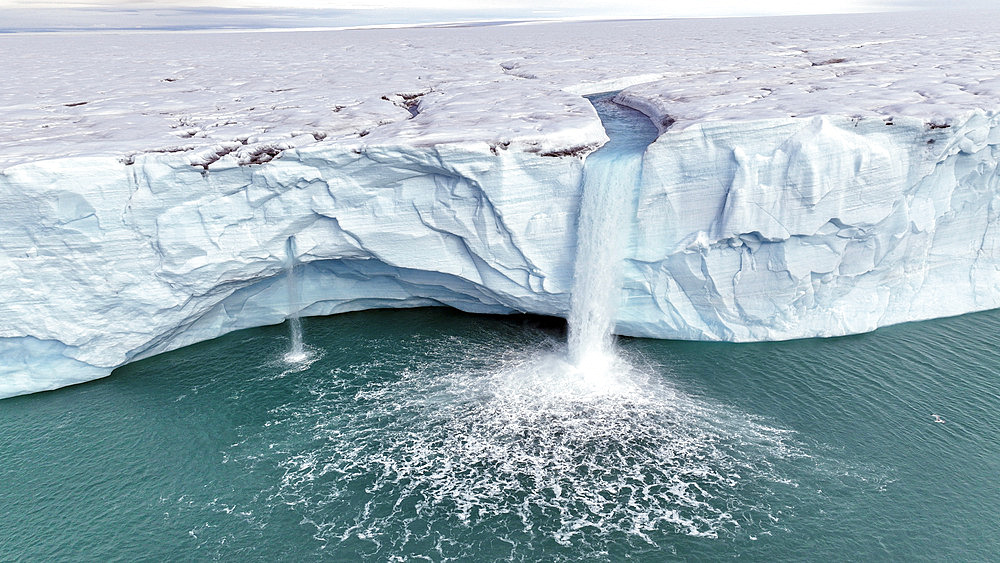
[4,14,1000,397]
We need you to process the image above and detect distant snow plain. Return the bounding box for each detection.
[3,11,997,169]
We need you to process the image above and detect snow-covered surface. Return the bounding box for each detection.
[4,12,1000,169]
[4,11,1000,396]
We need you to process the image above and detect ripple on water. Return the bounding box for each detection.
[228,336,812,558]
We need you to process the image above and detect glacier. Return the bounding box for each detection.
[4,12,1000,396]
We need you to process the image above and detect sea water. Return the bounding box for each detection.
[1,308,999,560]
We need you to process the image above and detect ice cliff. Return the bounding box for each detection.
[4,12,1000,396]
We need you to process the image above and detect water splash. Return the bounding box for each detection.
[284,236,308,364]
[231,334,808,557]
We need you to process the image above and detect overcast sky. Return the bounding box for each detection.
[1,0,996,32]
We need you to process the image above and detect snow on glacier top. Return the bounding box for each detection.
[1,10,999,170]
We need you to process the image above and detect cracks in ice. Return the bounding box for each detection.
[499,61,537,80]
[810,57,848,67]
[364,158,548,293]
[631,211,907,338]
[120,145,197,166]
[531,143,602,158]
[381,91,430,119]
[447,172,548,292]
[410,201,530,297]
[189,142,288,169]
[321,215,368,255]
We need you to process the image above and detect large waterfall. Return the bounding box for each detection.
[567,93,658,370]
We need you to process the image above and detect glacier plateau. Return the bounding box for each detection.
[3,12,1000,396]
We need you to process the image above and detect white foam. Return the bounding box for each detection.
[238,337,806,551]
[273,340,323,376]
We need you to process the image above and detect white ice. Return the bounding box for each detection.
[3,11,1000,396]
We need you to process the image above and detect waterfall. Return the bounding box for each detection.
[566,94,657,371]
[284,236,306,363]
[566,151,641,365]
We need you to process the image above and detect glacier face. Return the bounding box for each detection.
[3,106,1000,397]
[6,12,1000,397]
[620,110,1000,341]
[0,141,586,396]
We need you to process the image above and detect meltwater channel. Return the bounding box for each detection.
[2,96,999,561]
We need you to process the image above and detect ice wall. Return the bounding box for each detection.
[620,109,1000,340]
[0,142,584,397]
[3,106,1000,397]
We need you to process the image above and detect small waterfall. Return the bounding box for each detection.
[567,94,658,372]
[284,236,306,363]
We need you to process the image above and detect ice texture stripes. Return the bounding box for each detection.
[622,110,1000,341]
[4,106,1000,397]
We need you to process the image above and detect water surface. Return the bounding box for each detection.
[2,307,998,560]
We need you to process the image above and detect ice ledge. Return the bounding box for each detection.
[3,107,1000,397]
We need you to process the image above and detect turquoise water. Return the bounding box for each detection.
[1,307,999,560]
